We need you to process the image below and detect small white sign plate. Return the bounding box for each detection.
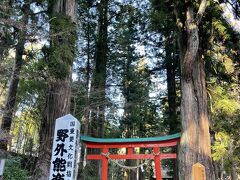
[0,159,5,176]
[49,114,80,180]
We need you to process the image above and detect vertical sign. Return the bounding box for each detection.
[192,162,206,180]
[49,114,80,180]
[0,159,5,176]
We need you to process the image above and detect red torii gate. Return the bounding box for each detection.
[80,133,181,180]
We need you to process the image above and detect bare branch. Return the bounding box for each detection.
[195,0,208,25]
[173,4,184,31]
[30,10,47,16]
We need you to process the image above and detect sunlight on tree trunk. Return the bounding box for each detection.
[176,1,215,179]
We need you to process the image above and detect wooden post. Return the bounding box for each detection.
[128,147,134,155]
[153,147,162,180]
[102,147,108,180]
[192,163,206,180]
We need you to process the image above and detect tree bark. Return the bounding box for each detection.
[179,52,215,180]
[165,38,179,179]
[90,0,108,138]
[165,39,178,133]
[0,2,29,150]
[78,5,92,177]
[80,0,108,178]
[1,38,25,132]
[176,1,215,179]
[37,80,72,180]
[122,48,137,180]
[0,28,7,63]
[36,0,76,179]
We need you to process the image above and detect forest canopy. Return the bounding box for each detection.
[0,0,239,179]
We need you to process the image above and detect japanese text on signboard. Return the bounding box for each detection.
[49,115,80,180]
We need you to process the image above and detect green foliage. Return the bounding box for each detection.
[210,86,239,116]
[11,110,40,155]
[3,156,30,180]
[209,83,240,139]
[113,4,163,139]
[149,0,175,34]
[80,163,100,180]
[215,98,238,115]
[212,132,229,161]
[1,0,240,178]
[46,14,77,80]
[212,131,240,174]
[205,20,240,176]
[213,19,230,40]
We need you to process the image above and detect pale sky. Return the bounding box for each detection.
[221,2,240,32]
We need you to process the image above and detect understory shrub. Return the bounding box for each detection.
[3,156,30,180]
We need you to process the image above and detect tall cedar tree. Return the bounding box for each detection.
[36,0,77,179]
[0,1,29,150]
[173,1,215,179]
[87,0,108,178]
[150,0,180,133]
[89,0,108,138]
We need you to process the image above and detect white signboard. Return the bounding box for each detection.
[0,159,5,176]
[49,114,80,180]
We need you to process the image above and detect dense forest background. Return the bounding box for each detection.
[0,0,239,179]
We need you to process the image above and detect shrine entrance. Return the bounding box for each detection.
[80,133,181,180]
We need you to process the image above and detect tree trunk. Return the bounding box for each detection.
[37,80,72,180]
[231,166,238,180]
[90,0,108,138]
[122,51,137,180]
[165,39,179,133]
[1,38,25,133]
[0,2,29,150]
[165,37,180,180]
[0,29,7,63]
[179,52,215,179]
[78,5,92,176]
[36,0,76,179]
[178,2,215,179]
[86,0,108,178]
